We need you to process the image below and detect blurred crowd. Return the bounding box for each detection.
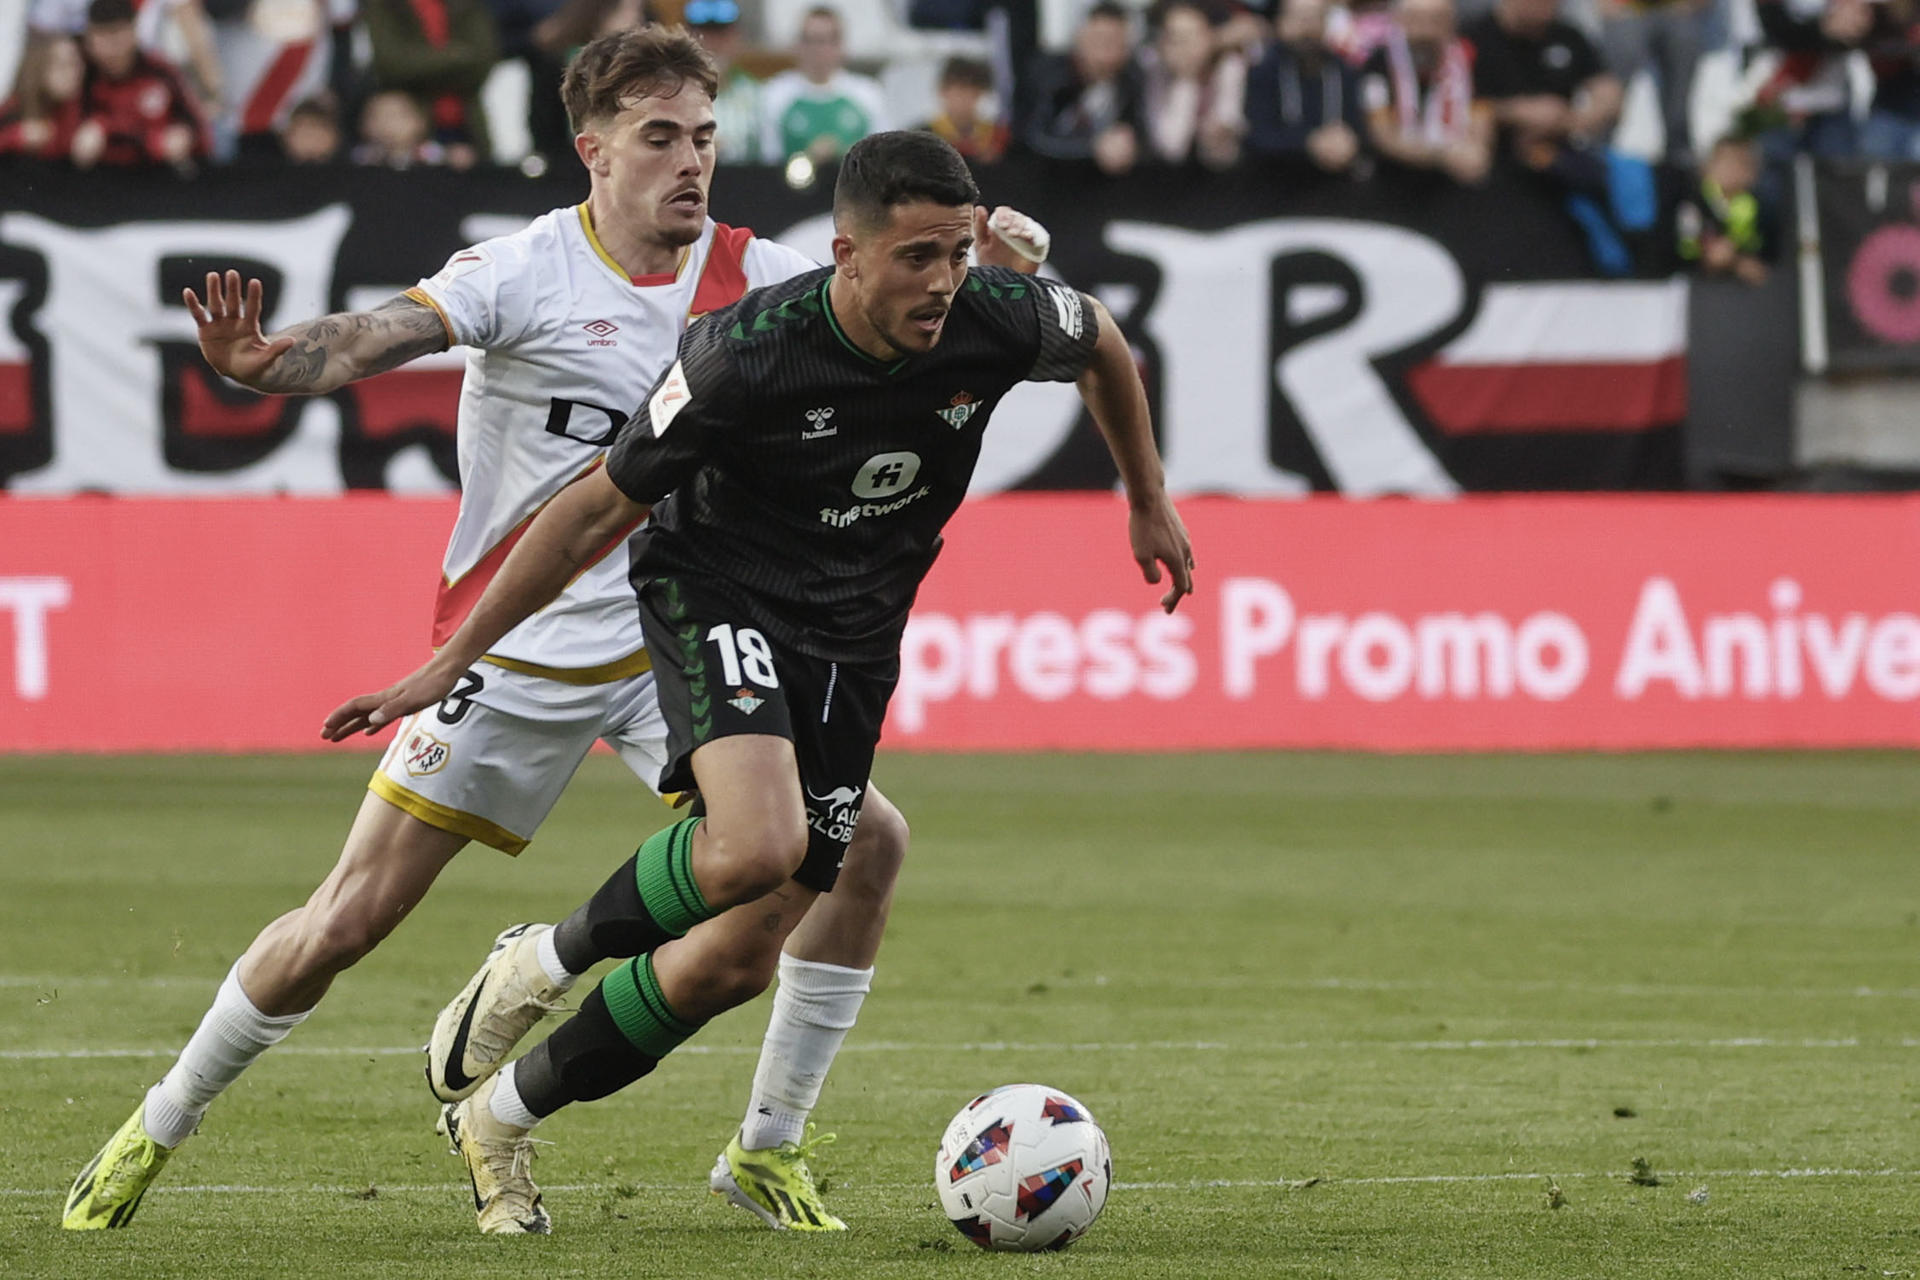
[7,0,1915,279]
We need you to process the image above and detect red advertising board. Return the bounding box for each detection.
[4,495,1919,753]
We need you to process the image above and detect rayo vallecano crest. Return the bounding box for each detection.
[936,392,979,430]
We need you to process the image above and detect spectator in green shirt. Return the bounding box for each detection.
[759,5,887,164]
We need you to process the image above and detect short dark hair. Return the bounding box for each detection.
[833,131,981,232]
[87,0,135,27]
[561,24,720,132]
[938,56,993,91]
[288,95,338,126]
[1085,1,1129,23]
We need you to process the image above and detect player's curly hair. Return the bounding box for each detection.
[561,24,720,132]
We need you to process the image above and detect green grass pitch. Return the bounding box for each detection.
[1,751,1916,1278]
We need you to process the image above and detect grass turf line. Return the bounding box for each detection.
[1,751,1917,1278]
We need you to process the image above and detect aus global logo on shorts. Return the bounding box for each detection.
[806,784,864,843]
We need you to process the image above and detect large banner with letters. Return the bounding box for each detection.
[5,494,1918,753]
[1,159,1686,498]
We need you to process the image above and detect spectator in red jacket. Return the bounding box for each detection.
[72,0,209,168]
[0,35,85,160]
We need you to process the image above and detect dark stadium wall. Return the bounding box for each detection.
[0,157,1716,496]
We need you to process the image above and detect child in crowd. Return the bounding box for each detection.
[920,56,1008,162]
[1677,135,1771,285]
[352,88,448,167]
[280,95,343,164]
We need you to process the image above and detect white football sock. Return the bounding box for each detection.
[738,955,873,1151]
[144,964,309,1148]
[488,1062,540,1131]
[534,926,578,990]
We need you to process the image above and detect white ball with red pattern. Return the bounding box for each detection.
[933,1082,1111,1251]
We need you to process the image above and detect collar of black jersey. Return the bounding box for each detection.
[819,278,911,375]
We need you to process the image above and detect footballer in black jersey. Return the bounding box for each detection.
[605,261,1098,664]
[327,132,1192,1170]
[594,259,1101,889]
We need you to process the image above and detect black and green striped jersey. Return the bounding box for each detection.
[606,264,1101,663]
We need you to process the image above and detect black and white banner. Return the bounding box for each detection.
[1815,159,1920,374]
[0,159,1689,495]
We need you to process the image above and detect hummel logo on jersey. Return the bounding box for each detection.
[802,407,837,440]
[583,319,619,347]
[936,392,979,430]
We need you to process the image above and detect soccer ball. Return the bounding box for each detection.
[933,1083,1112,1251]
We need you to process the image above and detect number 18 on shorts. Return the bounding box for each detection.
[637,575,899,892]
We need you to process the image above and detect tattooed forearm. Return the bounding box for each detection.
[251,297,448,393]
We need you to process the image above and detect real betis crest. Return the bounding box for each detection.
[937,392,979,430]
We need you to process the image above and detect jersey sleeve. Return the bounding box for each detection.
[743,237,822,288]
[605,319,739,506]
[965,268,1102,384]
[408,235,539,350]
[1024,278,1102,382]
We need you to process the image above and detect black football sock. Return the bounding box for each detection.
[512,956,702,1117]
[551,817,716,973]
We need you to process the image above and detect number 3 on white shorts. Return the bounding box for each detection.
[706,623,779,688]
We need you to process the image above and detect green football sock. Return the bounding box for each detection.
[600,953,702,1059]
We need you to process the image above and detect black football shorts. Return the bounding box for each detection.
[635,573,898,892]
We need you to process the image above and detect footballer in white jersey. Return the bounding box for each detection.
[366,207,815,850]
[408,206,814,679]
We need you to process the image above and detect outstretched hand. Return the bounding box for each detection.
[184,269,294,385]
[1130,494,1194,613]
[321,660,462,741]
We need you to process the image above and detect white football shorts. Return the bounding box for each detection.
[369,655,670,855]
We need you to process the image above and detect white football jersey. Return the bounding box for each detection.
[408,204,815,680]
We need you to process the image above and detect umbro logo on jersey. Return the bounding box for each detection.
[583,319,619,347]
[936,392,979,430]
[802,407,838,440]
